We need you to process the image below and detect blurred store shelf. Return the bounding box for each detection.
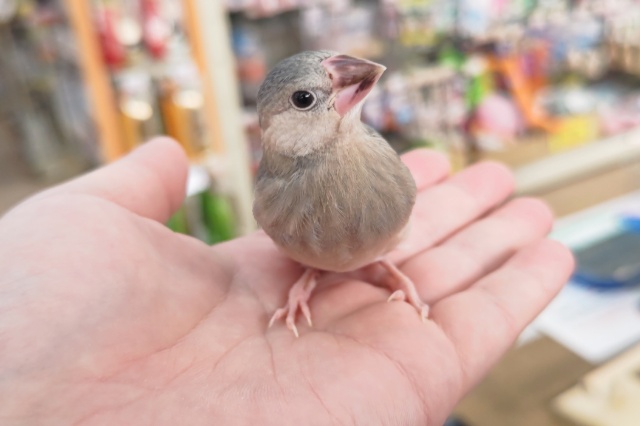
[515,127,640,196]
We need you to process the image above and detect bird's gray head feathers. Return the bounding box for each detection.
[257,50,337,117]
[256,50,385,157]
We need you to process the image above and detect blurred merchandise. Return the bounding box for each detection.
[200,190,236,244]
[553,342,640,426]
[225,0,640,178]
[114,69,163,151]
[6,0,640,242]
[84,0,252,240]
[167,163,237,243]
[573,230,640,289]
[166,205,189,235]
[531,191,640,364]
[0,0,253,242]
[0,0,97,181]
[158,63,210,160]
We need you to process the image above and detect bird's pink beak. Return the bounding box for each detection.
[321,54,386,117]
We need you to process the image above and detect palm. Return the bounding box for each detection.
[0,139,573,425]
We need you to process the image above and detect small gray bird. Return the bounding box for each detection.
[254,50,429,337]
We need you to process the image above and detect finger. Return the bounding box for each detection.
[35,137,189,223]
[402,197,554,302]
[313,197,552,326]
[401,149,451,190]
[388,161,515,263]
[431,239,574,390]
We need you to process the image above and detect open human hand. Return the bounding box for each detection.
[0,138,573,425]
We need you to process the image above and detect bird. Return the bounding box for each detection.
[253,50,429,337]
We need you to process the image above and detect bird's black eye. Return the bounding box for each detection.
[290,91,316,110]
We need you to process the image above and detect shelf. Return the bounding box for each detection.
[515,127,640,195]
[185,0,256,235]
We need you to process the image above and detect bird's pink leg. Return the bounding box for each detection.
[268,268,318,337]
[379,259,429,322]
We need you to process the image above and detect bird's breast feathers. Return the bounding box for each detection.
[254,136,416,272]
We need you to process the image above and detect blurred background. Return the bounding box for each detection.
[2,0,640,425]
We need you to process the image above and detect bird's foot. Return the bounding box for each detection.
[268,269,318,337]
[379,259,429,322]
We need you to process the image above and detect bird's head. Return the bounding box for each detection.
[256,50,386,157]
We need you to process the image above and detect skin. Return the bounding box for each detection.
[0,138,574,425]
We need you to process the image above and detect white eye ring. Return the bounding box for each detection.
[290,90,317,110]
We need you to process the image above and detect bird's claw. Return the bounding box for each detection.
[300,303,313,327]
[379,259,430,322]
[286,317,300,338]
[268,308,287,328]
[419,305,429,323]
[387,289,429,322]
[268,269,317,338]
[387,290,407,302]
[269,301,312,338]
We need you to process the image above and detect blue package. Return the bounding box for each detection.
[621,214,640,233]
[571,220,640,289]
